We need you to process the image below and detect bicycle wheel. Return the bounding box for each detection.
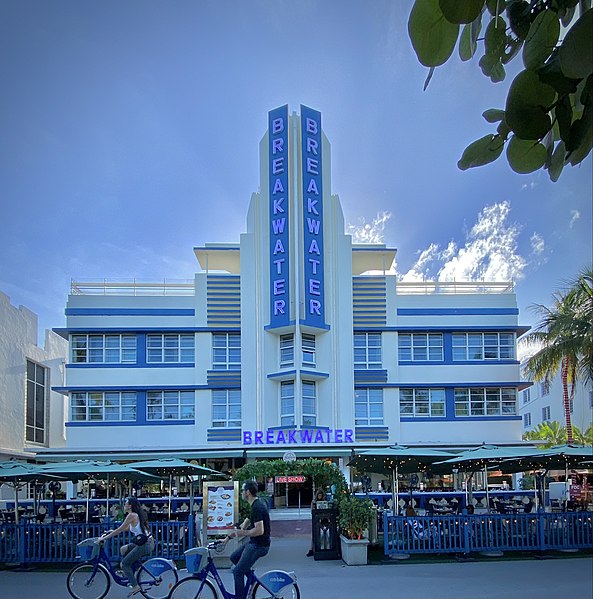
[138,560,179,599]
[251,581,300,599]
[168,576,218,599]
[66,563,111,599]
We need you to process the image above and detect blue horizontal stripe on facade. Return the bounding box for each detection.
[66,363,194,369]
[401,416,522,422]
[398,359,520,366]
[397,308,519,316]
[66,308,195,316]
[66,420,195,427]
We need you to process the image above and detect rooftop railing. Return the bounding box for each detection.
[70,279,195,296]
[396,281,514,295]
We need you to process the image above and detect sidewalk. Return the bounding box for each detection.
[1,520,591,599]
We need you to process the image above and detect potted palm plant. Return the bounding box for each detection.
[337,495,374,565]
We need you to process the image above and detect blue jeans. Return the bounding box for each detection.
[121,536,155,587]
[230,541,269,599]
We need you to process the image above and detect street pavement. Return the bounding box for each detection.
[1,518,591,599]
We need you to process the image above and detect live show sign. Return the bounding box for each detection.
[275,475,306,484]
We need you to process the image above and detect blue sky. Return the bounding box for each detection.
[1,0,591,344]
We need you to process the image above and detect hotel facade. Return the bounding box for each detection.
[45,106,528,477]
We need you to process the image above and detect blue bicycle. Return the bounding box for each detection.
[168,541,300,599]
[66,537,178,599]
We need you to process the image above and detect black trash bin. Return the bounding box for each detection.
[311,507,340,560]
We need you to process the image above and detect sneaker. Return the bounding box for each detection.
[306,549,314,557]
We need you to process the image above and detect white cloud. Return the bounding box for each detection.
[530,232,544,255]
[569,210,580,228]
[346,211,391,243]
[400,201,527,283]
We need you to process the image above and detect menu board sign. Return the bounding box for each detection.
[203,481,238,536]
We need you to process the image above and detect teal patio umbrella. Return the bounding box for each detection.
[434,444,541,511]
[39,460,158,521]
[127,458,224,518]
[348,445,456,513]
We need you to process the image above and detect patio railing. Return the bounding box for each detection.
[383,511,593,556]
[0,519,194,565]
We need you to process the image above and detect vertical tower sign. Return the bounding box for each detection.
[300,105,325,328]
[268,105,290,328]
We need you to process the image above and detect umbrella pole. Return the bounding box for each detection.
[168,474,172,519]
[395,464,400,515]
[106,474,110,517]
[564,462,569,511]
[484,465,490,513]
[391,468,396,515]
[86,478,90,523]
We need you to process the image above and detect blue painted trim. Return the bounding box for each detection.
[300,369,329,379]
[66,308,195,316]
[398,359,519,366]
[195,246,240,252]
[57,327,240,335]
[397,308,519,316]
[267,369,297,379]
[264,320,297,331]
[66,363,194,369]
[66,420,195,427]
[352,248,396,252]
[55,385,202,392]
[298,320,331,330]
[401,416,522,422]
[396,382,525,388]
[352,326,525,332]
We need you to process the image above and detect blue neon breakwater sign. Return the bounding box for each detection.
[300,105,325,328]
[268,105,290,328]
[243,428,354,445]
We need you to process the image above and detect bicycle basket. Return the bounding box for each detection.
[184,547,208,574]
[77,538,100,560]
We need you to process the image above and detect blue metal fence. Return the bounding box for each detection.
[0,520,193,565]
[383,512,593,556]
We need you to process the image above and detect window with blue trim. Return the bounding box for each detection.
[452,332,515,361]
[147,334,194,363]
[398,333,443,361]
[522,388,531,404]
[454,387,516,416]
[542,405,551,421]
[302,380,316,426]
[147,390,195,420]
[212,389,241,428]
[71,391,136,421]
[355,388,383,425]
[523,412,532,427]
[280,334,294,367]
[212,333,240,370]
[302,334,316,367]
[71,334,136,363]
[354,332,382,369]
[26,360,47,443]
[280,381,295,426]
[399,388,446,417]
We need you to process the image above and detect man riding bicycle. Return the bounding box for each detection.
[225,480,271,599]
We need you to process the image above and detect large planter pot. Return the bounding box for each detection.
[339,534,369,565]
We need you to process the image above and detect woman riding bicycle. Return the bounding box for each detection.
[99,496,155,597]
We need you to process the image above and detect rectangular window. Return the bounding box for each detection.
[399,388,446,417]
[524,412,532,427]
[454,387,517,416]
[354,388,384,426]
[280,334,294,367]
[26,360,47,443]
[302,334,316,366]
[522,388,531,404]
[541,380,551,396]
[280,381,295,426]
[398,333,443,361]
[71,334,136,364]
[542,405,551,421]
[302,380,316,426]
[212,333,240,370]
[147,334,194,364]
[452,332,516,361]
[354,332,382,369]
[212,389,241,428]
[146,390,195,420]
[70,391,136,422]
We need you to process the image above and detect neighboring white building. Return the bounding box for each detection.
[0,290,68,464]
[41,106,528,473]
[519,368,593,435]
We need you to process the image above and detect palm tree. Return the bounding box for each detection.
[572,424,593,447]
[522,421,567,447]
[522,267,593,444]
